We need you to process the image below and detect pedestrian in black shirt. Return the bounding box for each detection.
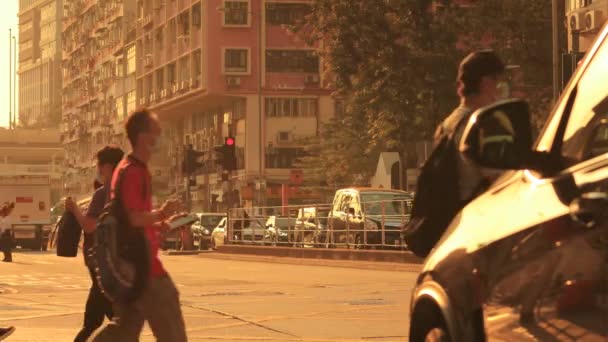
[64,145,124,342]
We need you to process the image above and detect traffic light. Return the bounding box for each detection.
[214,136,237,171]
[183,144,205,175]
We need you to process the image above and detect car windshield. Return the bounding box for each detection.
[360,192,411,217]
[200,215,224,228]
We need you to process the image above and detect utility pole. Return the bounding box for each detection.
[13,35,16,129]
[9,28,12,130]
[552,0,559,102]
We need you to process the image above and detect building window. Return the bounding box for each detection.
[126,91,136,117]
[266,148,306,169]
[266,50,319,73]
[265,98,318,117]
[224,48,249,74]
[126,45,136,74]
[223,0,249,26]
[266,3,311,25]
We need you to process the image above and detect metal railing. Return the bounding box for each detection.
[226,199,412,250]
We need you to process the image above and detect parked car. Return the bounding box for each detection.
[240,218,266,243]
[191,213,226,250]
[263,216,297,246]
[293,207,330,247]
[327,188,412,249]
[409,25,608,341]
[210,217,227,250]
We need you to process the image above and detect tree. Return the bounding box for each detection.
[297,0,554,184]
[296,0,463,183]
[458,0,553,131]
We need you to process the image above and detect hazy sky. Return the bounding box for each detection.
[0,1,19,128]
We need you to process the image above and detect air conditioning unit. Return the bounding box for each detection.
[139,97,146,105]
[150,92,156,103]
[171,83,179,93]
[144,55,153,68]
[180,81,187,90]
[277,131,292,143]
[585,10,603,31]
[160,89,166,99]
[305,74,320,84]
[226,76,241,87]
[570,13,583,31]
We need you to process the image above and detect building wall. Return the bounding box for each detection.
[18,0,63,128]
[61,0,138,199]
[565,0,608,52]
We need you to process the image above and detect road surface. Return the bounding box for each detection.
[0,251,419,341]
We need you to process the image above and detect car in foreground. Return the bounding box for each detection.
[409,25,608,341]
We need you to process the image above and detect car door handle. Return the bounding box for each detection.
[569,192,608,228]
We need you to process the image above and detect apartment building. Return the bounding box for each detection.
[137,0,334,210]
[18,0,63,128]
[61,0,140,200]
[566,0,607,52]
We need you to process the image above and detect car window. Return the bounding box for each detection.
[560,39,608,166]
[332,192,343,213]
[341,194,353,212]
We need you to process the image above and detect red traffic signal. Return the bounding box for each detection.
[225,137,235,146]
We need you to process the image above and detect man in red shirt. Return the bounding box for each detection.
[93,109,187,341]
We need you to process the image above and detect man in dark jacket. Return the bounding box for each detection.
[65,145,124,342]
[434,50,507,202]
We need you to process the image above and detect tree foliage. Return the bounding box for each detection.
[297,0,553,185]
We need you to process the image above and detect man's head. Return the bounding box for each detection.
[125,108,162,161]
[457,50,506,107]
[97,145,125,183]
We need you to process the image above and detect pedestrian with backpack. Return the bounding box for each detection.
[404,50,507,257]
[64,145,124,342]
[93,109,187,342]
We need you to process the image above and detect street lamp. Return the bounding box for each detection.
[217,4,264,209]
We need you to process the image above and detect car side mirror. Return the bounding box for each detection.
[459,99,533,170]
[348,207,356,216]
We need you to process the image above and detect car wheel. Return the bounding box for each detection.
[210,238,216,250]
[410,302,451,342]
[200,239,209,250]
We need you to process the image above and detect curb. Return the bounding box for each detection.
[162,250,212,256]
[214,245,424,264]
[200,252,423,272]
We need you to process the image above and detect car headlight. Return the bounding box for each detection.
[203,229,210,235]
[278,229,288,236]
[365,219,379,231]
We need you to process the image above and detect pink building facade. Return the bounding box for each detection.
[137,0,334,210]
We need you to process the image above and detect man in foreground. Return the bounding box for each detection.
[65,145,124,342]
[93,109,187,341]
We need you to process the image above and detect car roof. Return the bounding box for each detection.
[196,213,226,217]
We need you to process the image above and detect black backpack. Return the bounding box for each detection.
[403,134,463,258]
[55,212,81,257]
[90,163,150,303]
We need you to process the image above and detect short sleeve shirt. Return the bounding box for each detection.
[111,155,166,278]
[83,185,110,252]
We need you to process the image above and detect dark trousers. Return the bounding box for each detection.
[74,264,114,342]
[0,231,12,262]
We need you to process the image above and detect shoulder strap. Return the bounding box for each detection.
[113,162,148,206]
